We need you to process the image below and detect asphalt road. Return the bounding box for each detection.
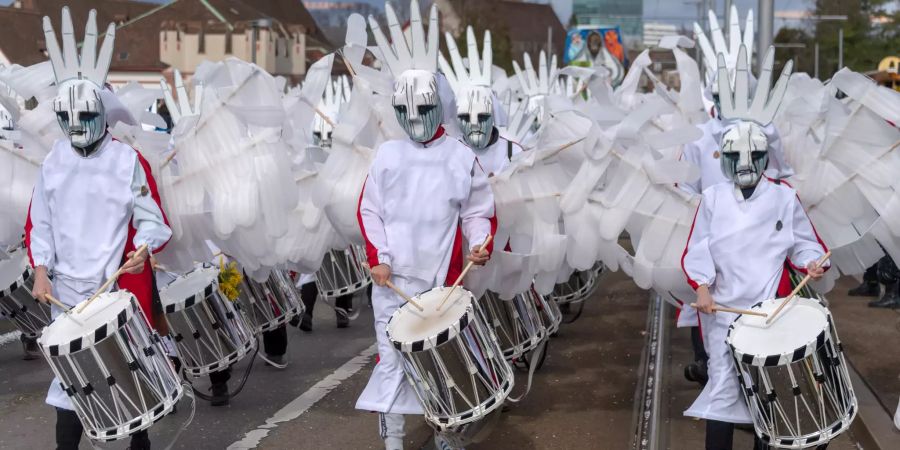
[0,270,880,449]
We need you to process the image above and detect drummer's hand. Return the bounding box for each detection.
[122,249,148,274]
[806,261,825,280]
[371,264,391,286]
[32,266,52,304]
[468,246,490,266]
[695,284,716,314]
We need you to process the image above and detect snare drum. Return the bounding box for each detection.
[548,268,597,305]
[387,287,513,445]
[314,246,372,298]
[38,291,183,442]
[727,297,857,448]
[237,270,304,333]
[476,290,546,361]
[160,267,257,377]
[0,248,51,338]
[533,288,562,336]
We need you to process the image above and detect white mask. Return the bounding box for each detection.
[52,79,106,149]
[392,70,442,142]
[367,0,442,142]
[439,27,495,149]
[43,7,116,153]
[456,85,494,148]
[0,103,16,141]
[721,121,768,188]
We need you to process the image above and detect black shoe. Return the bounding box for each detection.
[298,313,313,332]
[559,302,571,314]
[21,334,40,361]
[684,360,709,386]
[210,383,229,407]
[336,311,350,328]
[128,430,151,450]
[848,281,880,297]
[288,315,300,327]
[868,283,900,308]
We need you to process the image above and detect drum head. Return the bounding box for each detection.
[728,297,829,365]
[387,287,474,352]
[159,267,218,309]
[40,291,136,352]
[0,247,29,287]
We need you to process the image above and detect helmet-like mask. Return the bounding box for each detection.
[716,44,793,188]
[439,27,494,149]
[720,122,768,188]
[368,0,442,143]
[513,51,558,133]
[392,70,442,143]
[43,8,115,153]
[0,99,17,141]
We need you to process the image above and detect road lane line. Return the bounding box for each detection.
[0,330,22,347]
[227,343,378,449]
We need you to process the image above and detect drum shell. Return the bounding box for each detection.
[39,297,182,442]
[0,268,51,338]
[314,246,372,298]
[727,298,858,448]
[391,300,514,434]
[476,290,546,361]
[163,281,256,377]
[236,270,304,333]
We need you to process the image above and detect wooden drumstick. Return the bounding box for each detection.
[766,251,831,325]
[690,303,768,318]
[42,293,72,313]
[437,235,493,310]
[76,244,149,314]
[362,263,423,311]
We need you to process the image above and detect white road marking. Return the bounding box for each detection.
[0,330,22,347]
[227,343,378,449]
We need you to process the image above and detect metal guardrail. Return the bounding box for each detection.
[631,293,669,450]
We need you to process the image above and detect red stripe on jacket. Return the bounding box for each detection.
[356,176,380,268]
[681,203,703,291]
[118,149,170,329]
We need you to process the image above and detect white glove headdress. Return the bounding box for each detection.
[44,7,115,151]
[368,0,442,142]
[694,5,753,88]
[717,45,793,188]
[439,26,495,149]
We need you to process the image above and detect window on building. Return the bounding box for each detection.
[225,30,232,54]
[118,51,128,61]
[198,26,206,54]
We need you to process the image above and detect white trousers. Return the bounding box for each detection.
[355,275,430,414]
[45,276,103,411]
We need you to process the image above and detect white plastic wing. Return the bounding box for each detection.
[43,7,115,86]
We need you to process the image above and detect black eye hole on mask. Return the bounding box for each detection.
[751,150,767,161]
[477,113,491,123]
[417,104,435,115]
[79,111,100,122]
[56,111,69,122]
[312,131,322,140]
[393,104,407,115]
[723,151,739,162]
[458,113,470,122]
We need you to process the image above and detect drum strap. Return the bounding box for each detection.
[189,345,259,402]
[507,339,547,403]
[156,384,196,450]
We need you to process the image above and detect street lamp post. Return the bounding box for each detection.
[757,0,775,72]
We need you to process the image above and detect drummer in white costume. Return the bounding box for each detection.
[681,46,828,450]
[439,27,522,177]
[356,5,496,449]
[678,14,792,386]
[26,8,171,450]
